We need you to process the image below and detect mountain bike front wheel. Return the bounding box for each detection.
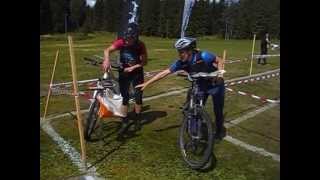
[84,97,100,141]
[179,107,214,170]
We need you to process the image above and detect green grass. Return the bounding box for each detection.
[50,94,279,180]
[40,130,79,180]
[40,32,280,179]
[40,95,90,117]
[228,105,280,154]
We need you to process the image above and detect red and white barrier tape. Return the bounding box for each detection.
[144,70,162,78]
[226,87,280,104]
[253,54,280,58]
[225,71,280,87]
[225,59,242,64]
[45,69,280,99]
[78,70,280,102]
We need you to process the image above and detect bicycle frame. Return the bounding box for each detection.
[88,71,118,106]
[186,79,207,140]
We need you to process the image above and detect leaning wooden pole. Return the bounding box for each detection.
[222,50,226,72]
[42,50,59,121]
[249,34,256,76]
[218,49,226,78]
[68,36,87,170]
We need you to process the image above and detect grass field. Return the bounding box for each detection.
[40,32,280,180]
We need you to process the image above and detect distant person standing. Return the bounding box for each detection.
[258,32,271,65]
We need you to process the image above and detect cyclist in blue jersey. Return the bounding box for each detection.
[136,37,226,140]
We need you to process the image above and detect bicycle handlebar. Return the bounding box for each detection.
[186,70,226,82]
[84,57,120,70]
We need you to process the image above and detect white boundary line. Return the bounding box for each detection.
[40,120,100,177]
[224,103,280,162]
[225,103,278,129]
[40,109,89,122]
[224,136,280,162]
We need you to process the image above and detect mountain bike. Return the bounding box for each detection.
[84,69,120,141]
[83,59,136,141]
[179,71,223,170]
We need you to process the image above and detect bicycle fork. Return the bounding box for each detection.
[188,97,204,140]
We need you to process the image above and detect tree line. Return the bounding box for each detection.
[40,0,279,39]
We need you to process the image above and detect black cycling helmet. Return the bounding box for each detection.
[124,23,139,41]
[174,37,197,51]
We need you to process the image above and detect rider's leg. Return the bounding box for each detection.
[134,104,142,114]
[118,72,131,135]
[262,48,267,65]
[211,83,226,140]
[133,93,143,131]
[132,69,144,131]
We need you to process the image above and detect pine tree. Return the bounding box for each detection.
[166,0,183,38]
[93,0,105,31]
[187,0,211,37]
[49,0,70,33]
[158,0,169,37]
[208,0,225,37]
[140,0,160,36]
[104,0,122,32]
[81,5,94,34]
[40,0,53,34]
[70,0,87,31]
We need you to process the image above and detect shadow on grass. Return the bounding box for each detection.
[87,140,125,170]
[86,107,168,168]
[86,121,139,169]
[140,110,168,125]
[153,124,181,132]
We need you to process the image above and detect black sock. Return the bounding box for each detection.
[121,116,129,123]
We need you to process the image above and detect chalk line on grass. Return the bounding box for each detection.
[224,135,280,162]
[224,103,280,162]
[225,103,278,129]
[40,120,101,177]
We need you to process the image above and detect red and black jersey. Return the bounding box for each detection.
[111,38,147,65]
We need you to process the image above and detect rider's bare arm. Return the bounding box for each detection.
[213,56,225,78]
[136,69,171,90]
[213,56,223,70]
[103,45,117,71]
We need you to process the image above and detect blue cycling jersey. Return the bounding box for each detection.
[169,51,217,73]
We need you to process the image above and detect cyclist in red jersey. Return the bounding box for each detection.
[102,23,148,136]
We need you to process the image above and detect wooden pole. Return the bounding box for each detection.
[249,34,256,76]
[222,50,226,71]
[68,36,87,170]
[42,50,59,121]
[218,50,226,78]
[221,50,226,77]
